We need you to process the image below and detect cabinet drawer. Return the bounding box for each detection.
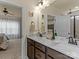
[47,48,72,59]
[27,38,34,45]
[35,42,45,52]
[35,49,45,59]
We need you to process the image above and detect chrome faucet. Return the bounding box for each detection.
[68,33,77,45]
[68,37,77,45]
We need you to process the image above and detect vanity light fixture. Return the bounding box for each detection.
[35,0,50,10]
[34,0,56,11]
[37,0,43,6]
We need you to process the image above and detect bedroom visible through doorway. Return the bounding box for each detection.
[0,1,22,59]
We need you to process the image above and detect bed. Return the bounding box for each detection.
[0,34,9,50]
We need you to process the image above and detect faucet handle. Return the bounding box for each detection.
[68,37,73,43]
[75,40,77,45]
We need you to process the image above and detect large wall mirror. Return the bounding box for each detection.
[41,0,79,39]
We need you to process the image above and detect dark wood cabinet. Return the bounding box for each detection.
[27,38,34,59]
[35,42,45,59]
[27,38,73,59]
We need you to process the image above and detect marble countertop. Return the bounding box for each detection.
[27,35,79,59]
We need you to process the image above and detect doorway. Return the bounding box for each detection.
[0,1,22,59]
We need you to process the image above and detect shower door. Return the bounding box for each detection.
[71,16,79,39]
[75,16,79,39]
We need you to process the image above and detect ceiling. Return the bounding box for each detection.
[26,0,79,15]
[44,0,79,15]
[0,0,79,10]
[53,0,79,9]
[1,0,79,15]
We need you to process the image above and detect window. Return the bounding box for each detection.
[0,19,21,38]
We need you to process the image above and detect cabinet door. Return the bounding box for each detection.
[35,49,45,59]
[27,42,34,59]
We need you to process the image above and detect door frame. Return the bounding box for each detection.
[0,1,28,59]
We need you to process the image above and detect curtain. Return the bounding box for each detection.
[0,15,21,39]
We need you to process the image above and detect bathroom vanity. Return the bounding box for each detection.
[27,36,79,59]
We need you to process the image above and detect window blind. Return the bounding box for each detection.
[0,16,21,39]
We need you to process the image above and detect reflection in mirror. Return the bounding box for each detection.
[42,0,79,37]
[41,22,45,33]
[30,21,35,33]
[41,0,79,39]
[70,16,79,39]
[40,15,45,33]
[47,15,55,39]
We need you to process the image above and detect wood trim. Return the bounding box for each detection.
[47,47,74,59]
[34,41,35,59]
[27,42,34,46]
[48,55,55,59]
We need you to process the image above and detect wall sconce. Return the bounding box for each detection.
[28,11,33,17]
